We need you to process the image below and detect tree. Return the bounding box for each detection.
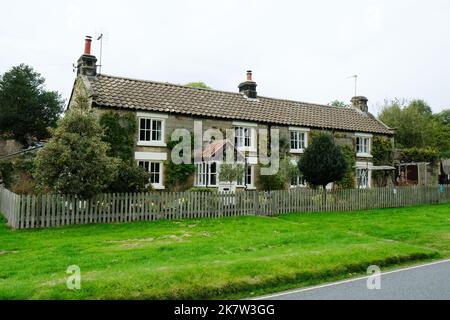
[379,99,450,155]
[329,100,347,108]
[437,109,450,126]
[0,64,64,146]
[219,163,244,189]
[185,82,211,90]
[34,106,119,199]
[298,133,347,190]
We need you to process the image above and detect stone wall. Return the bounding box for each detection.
[0,138,23,157]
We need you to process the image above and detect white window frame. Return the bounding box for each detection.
[290,127,310,154]
[355,161,373,189]
[135,151,167,190]
[355,133,373,158]
[237,165,255,190]
[137,160,164,190]
[233,122,257,153]
[194,162,220,187]
[291,174,307,188]
[137,112,168,147]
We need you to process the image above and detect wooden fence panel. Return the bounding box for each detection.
[1,185,450,229]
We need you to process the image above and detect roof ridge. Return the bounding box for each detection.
[98,73,244,96]
[97,73,347,109]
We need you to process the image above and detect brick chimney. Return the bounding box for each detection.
[351,96,369,113]
[238,70,257,99]
[77,36,97,77]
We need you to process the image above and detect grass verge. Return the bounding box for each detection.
[0,203,449,299]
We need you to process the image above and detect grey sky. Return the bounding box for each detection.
[1,0,449,114]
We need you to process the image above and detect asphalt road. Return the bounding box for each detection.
[255,259,450,300]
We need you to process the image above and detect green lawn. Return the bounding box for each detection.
[0,204,449,300]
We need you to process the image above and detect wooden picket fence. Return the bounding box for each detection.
[1,185,450,229]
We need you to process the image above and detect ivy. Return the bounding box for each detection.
[372,136,393,166]
[165,132,196,191]
[99,111,137,162]
[99,111,150,193]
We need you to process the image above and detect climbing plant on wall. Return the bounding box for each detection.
[99,111,151,193]
[165,132,196,191]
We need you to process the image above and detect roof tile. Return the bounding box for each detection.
[89,75,393,135]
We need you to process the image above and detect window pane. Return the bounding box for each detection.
[150,162,161,184]
[244,128,251,147]
[246,166,252,185]
[152,120,162,141]
[235,127,243,147]
[299,133,305,149]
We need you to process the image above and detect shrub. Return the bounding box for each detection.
[336,145,356,189]
[258,158,298,191]
[107,161,151,193]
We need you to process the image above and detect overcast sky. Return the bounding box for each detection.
[1,0,449,114]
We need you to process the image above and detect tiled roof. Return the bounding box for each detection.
[89,74,393,135]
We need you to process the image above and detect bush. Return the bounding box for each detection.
[258,158,298,191]
[188,187,216,193]
[107,161,152,193]
[336,145,356,189]
[0,155,36,193]
[0,161,14,187]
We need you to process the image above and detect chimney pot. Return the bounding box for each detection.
[77,36,97,77]
[239,70,257,99]
[84,36,92,55]
[247,70,253,81]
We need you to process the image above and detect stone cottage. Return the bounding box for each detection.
[68,37,394,191]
